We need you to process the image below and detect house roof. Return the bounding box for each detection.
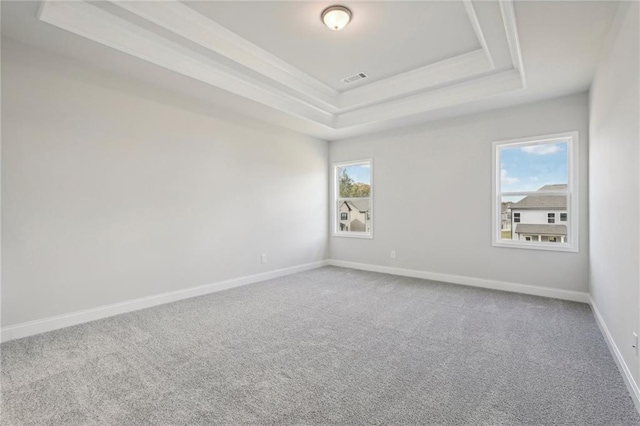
[515,224,567,236]
[511,184,567,209]
[343,199,370,212]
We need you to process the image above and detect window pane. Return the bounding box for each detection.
[337,198,371,233]
[500,195,568,243]
[499,141,568,193]
[337,164,371,198]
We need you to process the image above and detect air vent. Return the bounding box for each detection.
[342,72,368,85]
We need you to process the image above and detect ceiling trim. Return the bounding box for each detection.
[37,0,527,136]
[499,0,527,88]
[38,0,335,127]
[336,70,523,128]
[112,0,498,110]
[339,49,492,111]
[463,0,495,69]
[112,1,340,111]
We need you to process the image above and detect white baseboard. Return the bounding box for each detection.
[6,259,636,414]
[589,297,640,413]
[328,261,640,411]
[327,259,590,303]
[1,260,328,343]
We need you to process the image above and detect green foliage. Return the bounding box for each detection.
[339,169,370,198]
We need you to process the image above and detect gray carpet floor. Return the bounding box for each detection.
[2,266,639,425]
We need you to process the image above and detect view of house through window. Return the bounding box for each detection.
[334,160,372,237]
[494,133,577,251]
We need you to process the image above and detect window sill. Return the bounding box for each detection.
[492,240,578,253]
[333,233,373,239]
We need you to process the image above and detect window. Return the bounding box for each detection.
[492,131,578,252]
[333,159,372,238]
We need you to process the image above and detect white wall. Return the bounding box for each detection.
[1,40,328,327]
[589,1,639,387]
[330,93,589,293]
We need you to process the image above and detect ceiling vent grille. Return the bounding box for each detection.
[342,72,368,85]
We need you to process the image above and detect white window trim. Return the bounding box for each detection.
[491,131,579,252]
[333,159,373,239]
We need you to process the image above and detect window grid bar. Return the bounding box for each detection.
[500,191,568,197]
[336,197,371,201]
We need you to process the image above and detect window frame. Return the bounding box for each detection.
[491,131,579,252]
[333,159,373,239]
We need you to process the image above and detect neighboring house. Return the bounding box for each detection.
[501,202,512,231]
[339,199,371,232]
[511,184,568,243]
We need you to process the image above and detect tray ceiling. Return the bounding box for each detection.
[185,1,482,90]
[37,0,526,138]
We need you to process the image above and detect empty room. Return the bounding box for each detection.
[1,0,639,424]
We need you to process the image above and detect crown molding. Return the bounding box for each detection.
[339,49,493,111]
[38,0,527,137]
[336,70,523,128]
[113,1,341,112]
[463,0,495,69]
[114,0,501,113]
[499,0,527,88]
[38,0,335,128]
[337,0,498,109]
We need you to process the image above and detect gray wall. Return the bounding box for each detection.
[589,1,639,385]
[329,93,589,293]
[1,40,328,326]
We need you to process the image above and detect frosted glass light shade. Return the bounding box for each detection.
[322,6,352,31]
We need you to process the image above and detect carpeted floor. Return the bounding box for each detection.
[2,266,639,425]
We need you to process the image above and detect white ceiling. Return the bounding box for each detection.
[186,1,481,90]
[1,1,619,141]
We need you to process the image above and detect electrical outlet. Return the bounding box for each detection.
[633,332,638,356]
[260,254,267,264]
[390,250,396,259]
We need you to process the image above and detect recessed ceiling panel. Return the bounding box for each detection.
[25,0,616,140]
[185,1,481,91]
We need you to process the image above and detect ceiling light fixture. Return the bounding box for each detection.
[321,6,352,31]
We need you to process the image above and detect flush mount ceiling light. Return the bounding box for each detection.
[321,6,352,31]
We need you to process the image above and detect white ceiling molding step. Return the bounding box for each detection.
[336,70,523,128]
[339,49,493,111]
[111,0,340,112]
[463,0,496,69]
[499,0,527,88]
[115,0,497,112]
[38,0,526,135]
[38,0,335,128]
